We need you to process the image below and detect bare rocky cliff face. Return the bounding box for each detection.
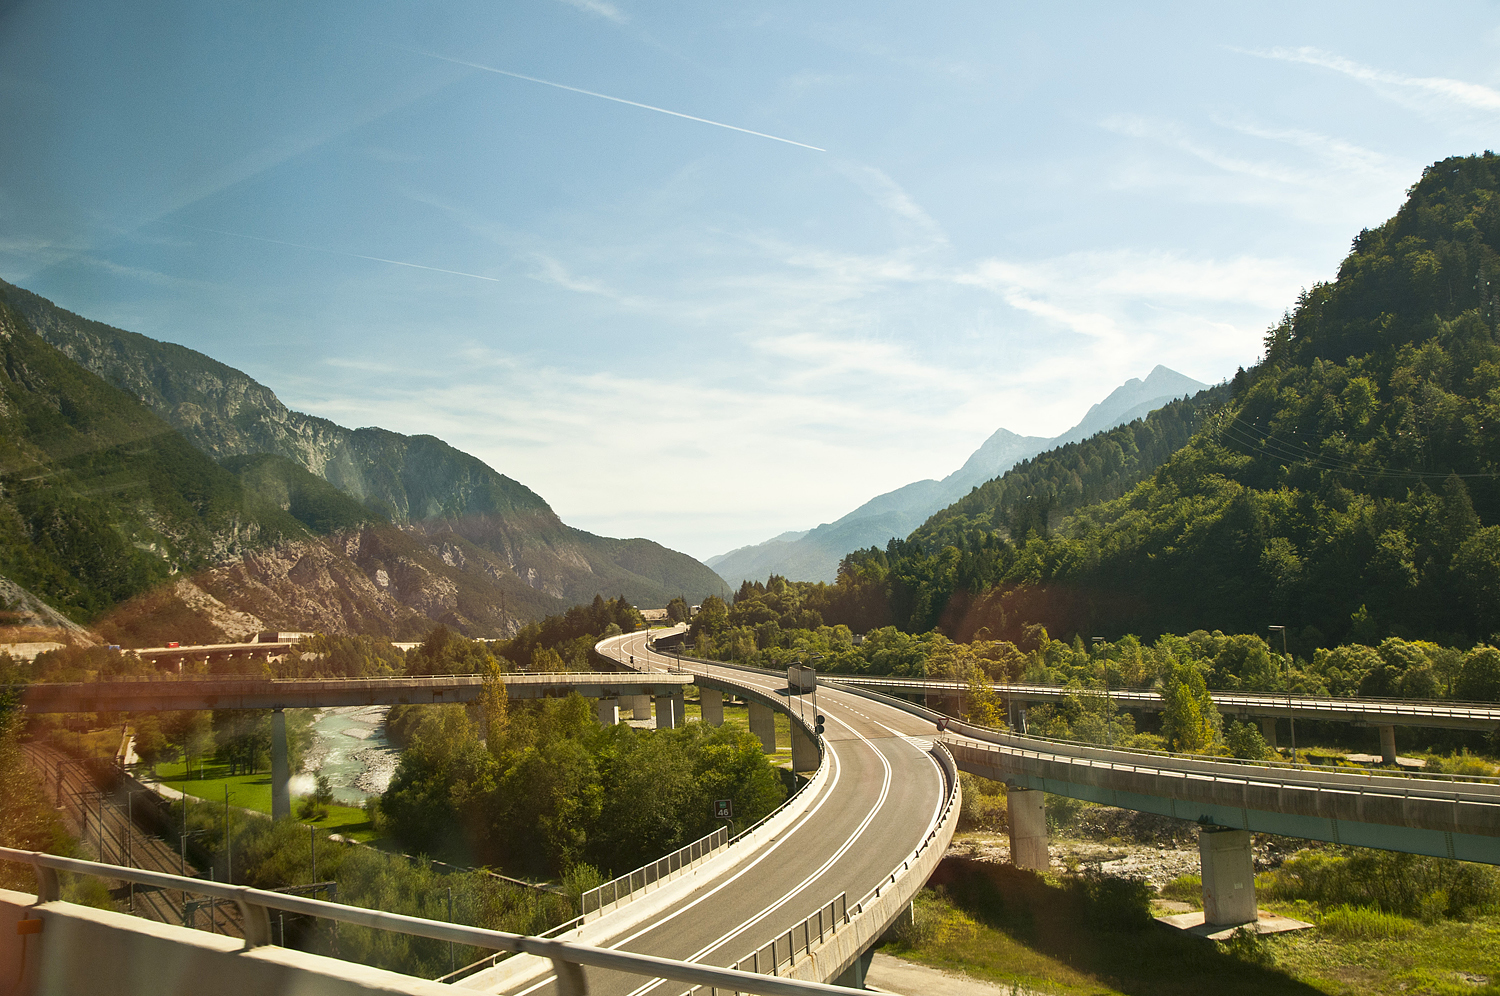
[1,280,728,633]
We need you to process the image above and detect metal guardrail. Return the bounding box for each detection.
[440,641,837,986]
[581,826,730,917]
[826,677,1500,791]
[675,741,963,995]
[728,893,850,980]
[832,674,1500,728]
[0,848,868,996]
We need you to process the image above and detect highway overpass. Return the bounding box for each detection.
[9,672,693,822]
[6,631,1498,995]
[830,674,1500,764]
[3,629,960,995]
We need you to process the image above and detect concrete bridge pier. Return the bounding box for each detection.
[270,708,290,820]
[749,701,776,753]
[833,948,874,989]
[1259,716,1278,749]
[655,691,684,730]
[624,694,651,721]
[1007,788,1048,871]
[595,697,620,726]
[700,688,723,727]
[1199,828,1256,926]
[791,725,819,772]
[1379,725,1398,765]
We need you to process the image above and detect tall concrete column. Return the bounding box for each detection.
[700,688,724,727]
[270,708,290,820]
[1379,725,1398,765]
[1007,788,1048,871]
[655,691,683,730]
[625,694,651,721]
[791,725,819,772]
[1259,716,1278,749]
[748,701,776,753]
[595,697,620,726]
[1199,828,1256,926]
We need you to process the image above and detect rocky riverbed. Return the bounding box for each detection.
[949,805,1301,888]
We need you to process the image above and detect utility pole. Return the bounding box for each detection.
[1092,637,1110,746]
[225,785,231,882]
[1269,625,1295,765]
[127,790,135,911]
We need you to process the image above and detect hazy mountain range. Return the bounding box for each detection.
[706,365,1208,587]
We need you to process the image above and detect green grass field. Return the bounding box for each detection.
[885,862,1500,996]
[152,759,378,841]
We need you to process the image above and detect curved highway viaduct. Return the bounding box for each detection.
[10,631,1500,990]
[644,644,1499,932]
[832,675,1500,764]
[454,631,959,994]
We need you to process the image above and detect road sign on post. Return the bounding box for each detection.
[714,798,733,820]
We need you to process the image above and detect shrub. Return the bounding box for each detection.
[1318,904,1416,940]
[1423,749,1496,777]
[1260,847,1500,919]
[1159,874,1201,904]
[958,773,1008,832]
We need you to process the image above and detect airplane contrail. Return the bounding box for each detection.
[163,223,501,283]
[415,48,826,152]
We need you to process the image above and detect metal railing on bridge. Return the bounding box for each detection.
[580,825,730,917]
[0,848,867,996]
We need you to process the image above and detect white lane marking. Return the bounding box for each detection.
[556,638,939,996]
[506,646,850,996]
[619,708,897,996]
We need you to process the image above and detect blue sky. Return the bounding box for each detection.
[4,2,1500,559]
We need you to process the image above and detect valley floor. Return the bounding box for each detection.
[879,820,1500,996]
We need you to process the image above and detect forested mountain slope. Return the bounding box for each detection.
[0,300,320,621]
[0,279,727,609]
[909,385,1230,550]
[852,153,1500,650]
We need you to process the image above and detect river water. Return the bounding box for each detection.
[294,706,401,806]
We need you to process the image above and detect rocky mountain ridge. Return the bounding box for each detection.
[0,278,728,617]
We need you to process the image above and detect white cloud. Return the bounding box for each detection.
[1102,115,1316,187]
[836,163,947,244]
[1248,46,1500,113]
[554,0,628,24]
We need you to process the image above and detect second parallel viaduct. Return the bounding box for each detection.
[831,674,1500,765]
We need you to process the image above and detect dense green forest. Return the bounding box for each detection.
[380,621,783,877]
[729,154,1500,652]
[380,694,785,877]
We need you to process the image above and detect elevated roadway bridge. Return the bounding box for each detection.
[831,674,1500,764]
[455,631,959,994]
[7,631,1498,994]
[647,644,1499,930]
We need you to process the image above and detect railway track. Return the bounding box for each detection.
[22,742,244,938]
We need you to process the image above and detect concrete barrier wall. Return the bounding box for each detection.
[0,889,452,996]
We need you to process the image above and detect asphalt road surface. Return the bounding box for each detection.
[465,631,947,996]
